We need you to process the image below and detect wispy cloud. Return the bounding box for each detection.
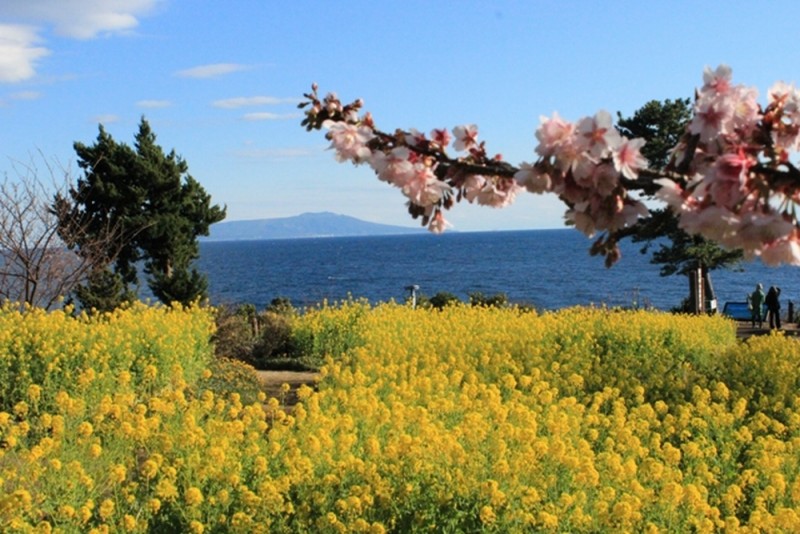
[0,1,159,83]
[174,63,250,79]
[213,96,300,109]
[0,0,160,40]
[10,90,42,101]
[242,111,302,121]
[0,24,50,83]
[90,114,120,125]
[136,99,171,108]
[232,147,317,159]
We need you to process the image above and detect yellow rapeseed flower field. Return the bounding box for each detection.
[2,300,800,532]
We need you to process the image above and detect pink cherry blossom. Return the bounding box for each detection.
[704,149,754,209]
[612,137,648,179]
[731,211,795,255]
[514,163,552,194]
[473,177,521,208]
[759,236,800,266]
[401,164,450,207]
[304,65,800,265]
[702,64,733,95]
[431,128,452,149]
[768,81,800,113]
[462,174,487,203]
[566,205,596,237]
[428,210,452,234]
[535,112,575,158]
[370,147,414,186]
[678,206,739,245]
[653,178,686,210]
[730,86,760,134]
[689,97,734,142]
[323,92,343,115]
[576,110,621,159]
[452,124,478,152]
[323,120,374,163]
[586,163,620,197]
[404,128,427,147]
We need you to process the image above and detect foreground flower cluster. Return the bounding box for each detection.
[302,66,800,266]
[3,302,800,532]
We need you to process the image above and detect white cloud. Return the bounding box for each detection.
[174,63,250,79]
[0,0,160,39]
[0,24,49,82]
[90,114,120,125]
[242,111,302,121]
[213,96,300,109]
[232,147,317,159]
[136,99,171,108]
[10,90,42,100]
[0,0,159,83]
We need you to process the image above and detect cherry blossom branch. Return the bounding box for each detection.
[300,66,800,267]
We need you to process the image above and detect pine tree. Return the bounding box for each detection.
[57,118,225,309]
[616,99,743,311]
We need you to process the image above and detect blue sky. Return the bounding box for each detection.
[2,1,800,232]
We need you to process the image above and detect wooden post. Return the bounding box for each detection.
[689,267,704,315]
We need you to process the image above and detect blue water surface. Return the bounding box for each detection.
[197,229,800,311]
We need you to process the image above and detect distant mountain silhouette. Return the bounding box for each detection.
[203,212,424,241]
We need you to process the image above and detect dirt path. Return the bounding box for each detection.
[255,370,320,408]
[736,321,800,339]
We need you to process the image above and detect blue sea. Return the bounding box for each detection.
[197,229,800,312]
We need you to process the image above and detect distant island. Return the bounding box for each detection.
[202,211,425,241]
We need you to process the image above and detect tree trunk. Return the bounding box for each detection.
[688,267,704,314]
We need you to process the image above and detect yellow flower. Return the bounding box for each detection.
[148,498,162,513]
[77,421,93,438]
[122,514,137,531]
[118,371,132,386]
[538,511,559,529]
[155,479,178,501]
[110,464,127,484]
[13,401,28,417]
[98,499,114,520]
[12,489,33,510]
[89,443,103,458]
[479,505,496,525]
[144,364,158,381]
[185,486,204,507]
[141,459,159,479]
[27,384,42,402]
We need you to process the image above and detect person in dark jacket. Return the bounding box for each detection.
[765,286,782,329]
[748,283,765,328]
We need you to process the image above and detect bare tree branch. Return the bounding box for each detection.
[0,153,125,309]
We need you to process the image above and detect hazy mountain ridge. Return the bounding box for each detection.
[203,212,424,241]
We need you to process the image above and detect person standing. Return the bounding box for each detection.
[749,283,765,328]
[765,286,782,330]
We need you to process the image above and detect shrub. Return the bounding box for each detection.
[427,291,461,309]
[468,291,509,308]
[194,356,263,406]
[211,304,258,361]
[251,311,295,367]
[212,300,299,369]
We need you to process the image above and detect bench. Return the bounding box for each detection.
[722,301,764,321]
